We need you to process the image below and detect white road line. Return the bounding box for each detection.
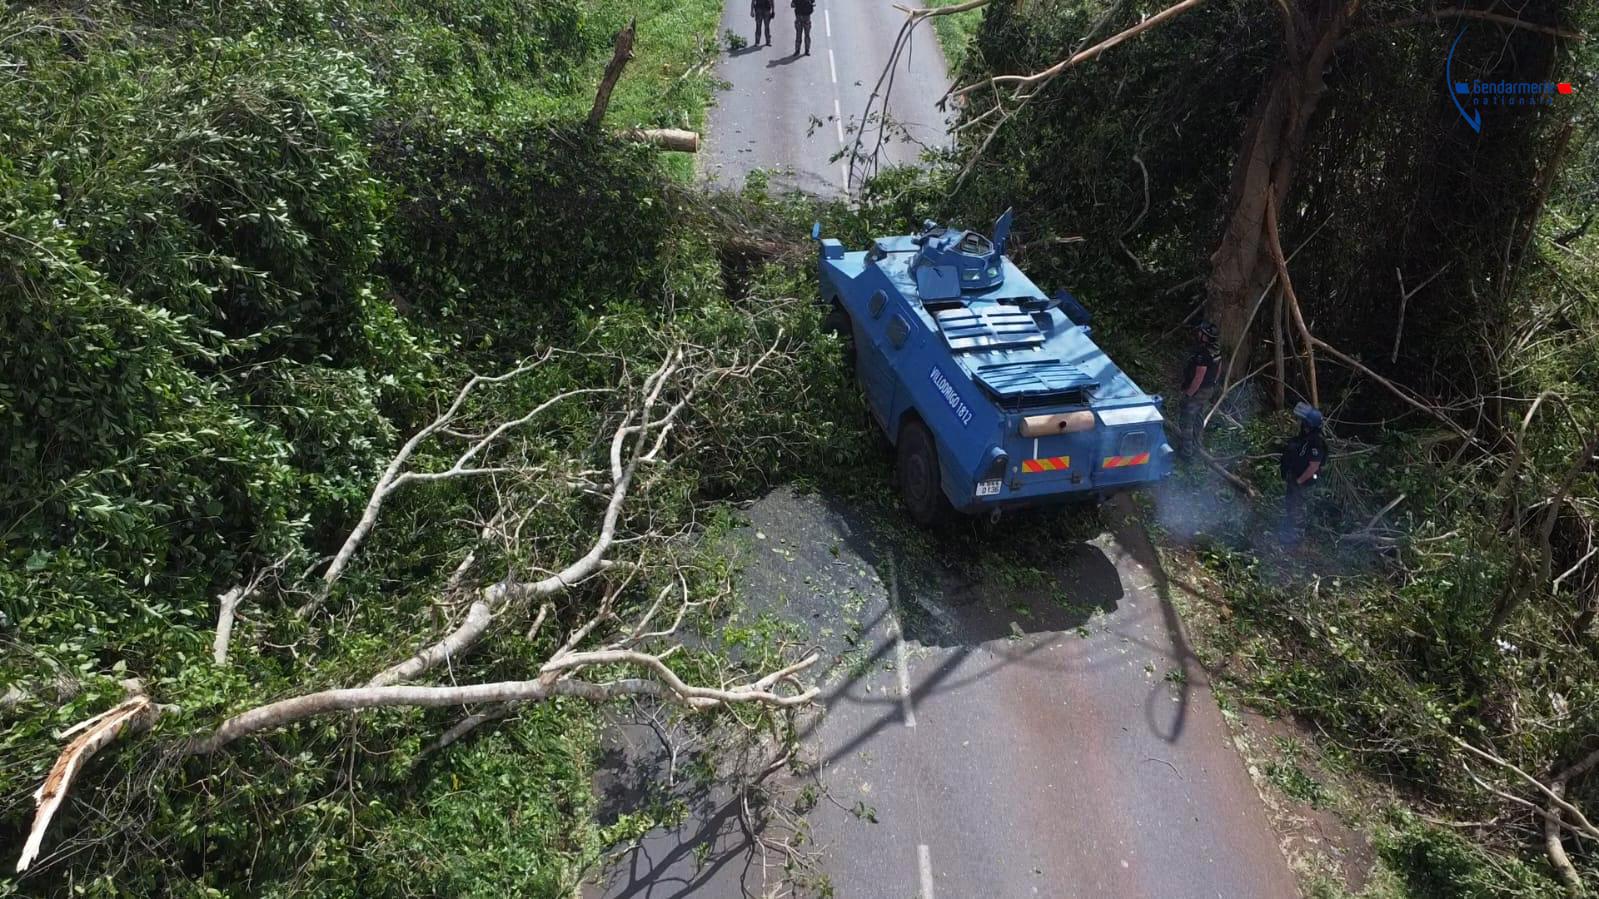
[834,97,844,143]
[829,48,838,84]
[840,161,850,193]
[824,8,832,36]
[918,845,935,899]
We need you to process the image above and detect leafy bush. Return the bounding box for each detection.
[1,0,802,894]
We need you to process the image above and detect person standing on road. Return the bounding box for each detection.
[751,0,774,47]
[1176,320,1220,459]
[1278,404,1327,545]
[792,0,814,56]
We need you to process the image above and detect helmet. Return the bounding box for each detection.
[1293,403,1325,429]
[1195,320,1219,343]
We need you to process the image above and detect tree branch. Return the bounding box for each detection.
[951,0,1209,100]
[16,695,161,872]
[300,356,550,617]
[189,654,818,756]
[1451,736,1599,839]
[1263,187,1318,407]
[588,18,637,129]
[1374,8,1583,41]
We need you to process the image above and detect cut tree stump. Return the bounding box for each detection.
[587,21,700,152]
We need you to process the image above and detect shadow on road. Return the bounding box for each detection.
[590,711,802,899]
[588,487,1237,896]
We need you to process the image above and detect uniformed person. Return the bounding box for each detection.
[791,0,815,56]
[1177,321,1220,458]
[1279,404,1327,545]
[751,0,774,46]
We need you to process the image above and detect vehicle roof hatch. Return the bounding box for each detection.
[934,307,1045,352]
[970,358,1098,398]
[915,265,962,301]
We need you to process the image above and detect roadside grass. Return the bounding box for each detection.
[585,0,724,180]
[499,0,721,180]
[922,0,986,73]
[1150,490,1581,897]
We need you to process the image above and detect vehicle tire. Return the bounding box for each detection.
[897,419,955,527]
[822,301,855,369]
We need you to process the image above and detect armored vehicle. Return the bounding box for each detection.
[813,211,1174,524]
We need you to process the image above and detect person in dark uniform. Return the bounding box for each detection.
[1279,404,1327,545]
[1176,320,1220,459]
[792,0,814,56]
[751,0,774,46]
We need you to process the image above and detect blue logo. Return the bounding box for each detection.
[928,365,973,427]
[1447,28,1574,133]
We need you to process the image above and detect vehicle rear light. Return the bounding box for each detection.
[1020,411,1095,437]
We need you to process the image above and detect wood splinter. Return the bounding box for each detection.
[17,694,162,873]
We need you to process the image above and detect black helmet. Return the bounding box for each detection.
[1195,320,1219,343]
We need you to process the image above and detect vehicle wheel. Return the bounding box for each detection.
[822,301,855,369]
[897,419,954,527]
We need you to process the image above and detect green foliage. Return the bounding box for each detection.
[376,122,671,351]
[1377,811,1566,899]
[923,0,987,72]
[0,0,804,895]
[930,2,1599,893]
[361,702,601,896]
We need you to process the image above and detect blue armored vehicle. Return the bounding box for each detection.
[813,211,1174,524]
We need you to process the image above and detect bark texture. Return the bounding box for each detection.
[1207,0,1361,372]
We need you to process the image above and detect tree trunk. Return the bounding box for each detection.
[623,128,700,153]
[588,19,637,129]
[1207,0,1362,375]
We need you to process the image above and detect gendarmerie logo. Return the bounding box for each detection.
[1447,27,1574,133]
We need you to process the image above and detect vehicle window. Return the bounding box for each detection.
[869,290,887,318]
[887,315,910,349]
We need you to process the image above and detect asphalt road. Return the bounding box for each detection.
[589,4,1297,893]
[589,489,1300,898]
[702,0,952,195]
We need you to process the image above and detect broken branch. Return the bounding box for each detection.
[191,654,818,755]
[1263,188,1318,407]
[588,18,636,129]
[17,695,161,873]
[952,0,1209,100]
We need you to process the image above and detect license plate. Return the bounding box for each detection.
[976,479,1002,497]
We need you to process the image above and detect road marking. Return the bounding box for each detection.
[834,98,844,143]
[828,48,837,84]
[824,8,831,36]
[918,845,935,899]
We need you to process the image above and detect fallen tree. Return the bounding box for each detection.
[16,338,818,873]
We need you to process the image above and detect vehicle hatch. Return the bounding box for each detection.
[971,358,1097,400]
[934,307,1045,352]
